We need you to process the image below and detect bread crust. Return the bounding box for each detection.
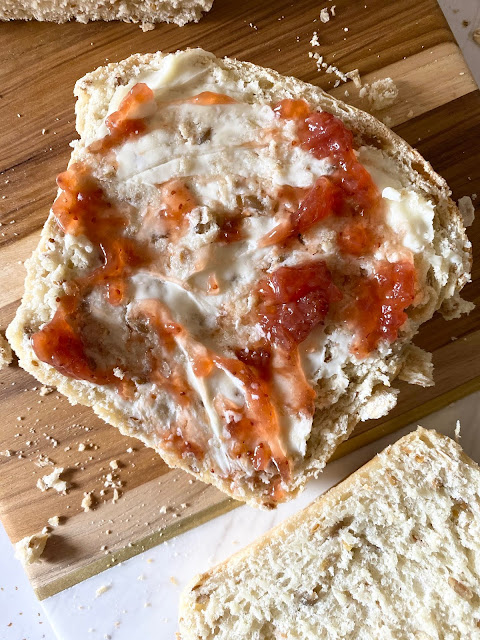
[7,49,472,508]
[0,0,214,27]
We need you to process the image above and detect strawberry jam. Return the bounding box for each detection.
[32,296,116,385]
[256,261,342,350]
[185,91,236,106]
[271,99,416,355]
[345,260,416,358]
[89,83,156,154]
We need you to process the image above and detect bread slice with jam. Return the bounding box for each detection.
[7,49,472,507]
[178,428,480,639]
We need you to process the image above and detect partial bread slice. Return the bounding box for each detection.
[179,427,480,639]
[0,0,213,27]
[7,49,472,507]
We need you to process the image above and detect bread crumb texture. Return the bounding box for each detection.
[0,0,214,26]
[0,332,12,370]
[179,428,480,639]
[36,467,69,493]
[458,195,475,227]
[359,78,398,111]
[15,531,49,565]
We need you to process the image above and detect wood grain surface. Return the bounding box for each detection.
[0,0,479,599]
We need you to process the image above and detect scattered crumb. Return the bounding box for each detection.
[126,447,134,453]
[81,491,95,512]
[474,29,480,45]
[310,31,320,47]
[37,467,68,494]
[39,385,54,396]
[458,195,475,227]
[170,576,178,585]
[455,420,461,442]
[35,454,55,467]
[1,449,14,457]
[159,505,167,514]
[47,516,61,527]
[359,77,398,110]
[112,488,120,503]
[140,21,154,32]
[95,584,111,597]
[345,69,362,88]
[78,443,87,452]
[15,532,49,565]
[109,460,119,470]
[0,333,12,370]
[319,7,330,23]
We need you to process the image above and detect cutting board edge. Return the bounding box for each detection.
[33,373,480,600]
[34,495,238,600]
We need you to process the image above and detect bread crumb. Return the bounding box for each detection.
[345,69,362,88]
[455,420,461,442]
[109,460,119,470]
[473,28,480,45]
[170,576,178,585]
[1,449,14,457]
[310,31,320,47]
[159,505,167,514]
[37,467,68,494]
[0,333,12,370]
[95,584,111,597]
[78,443,87,452]
[48,516,61,527]
[81,491,95,512]
[140,21,154,32]
[458,195,475,227]
[359,77,398,110]
[39,385,54,396]
[320,7,330,23]
[15,532,49,565]
[112,488,120,503]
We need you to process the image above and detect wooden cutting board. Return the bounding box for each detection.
[0,0,479,600]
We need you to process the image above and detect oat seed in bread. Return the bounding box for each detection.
[179,427,480,639]
[7,49,472,507]
[0,0,213,27]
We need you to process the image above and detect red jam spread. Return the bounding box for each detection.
[159,179,197,225]
[185,91,237,106]
[89,83,156,154]
[216,213,245,244]
[30,85,419,496]
[345,260,416,358]
[256,261,342,351]
[32,296,117,385]
[272,99,416,355]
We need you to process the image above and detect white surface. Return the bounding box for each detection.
[1,3,479,639]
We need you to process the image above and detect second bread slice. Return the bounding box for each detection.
[179,427,480,639]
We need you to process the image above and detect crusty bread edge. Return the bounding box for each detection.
[0,0,214,27]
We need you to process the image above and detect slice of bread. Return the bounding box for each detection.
[7,49,472,507]
[0,0,213,27]
[179,427,480,639]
